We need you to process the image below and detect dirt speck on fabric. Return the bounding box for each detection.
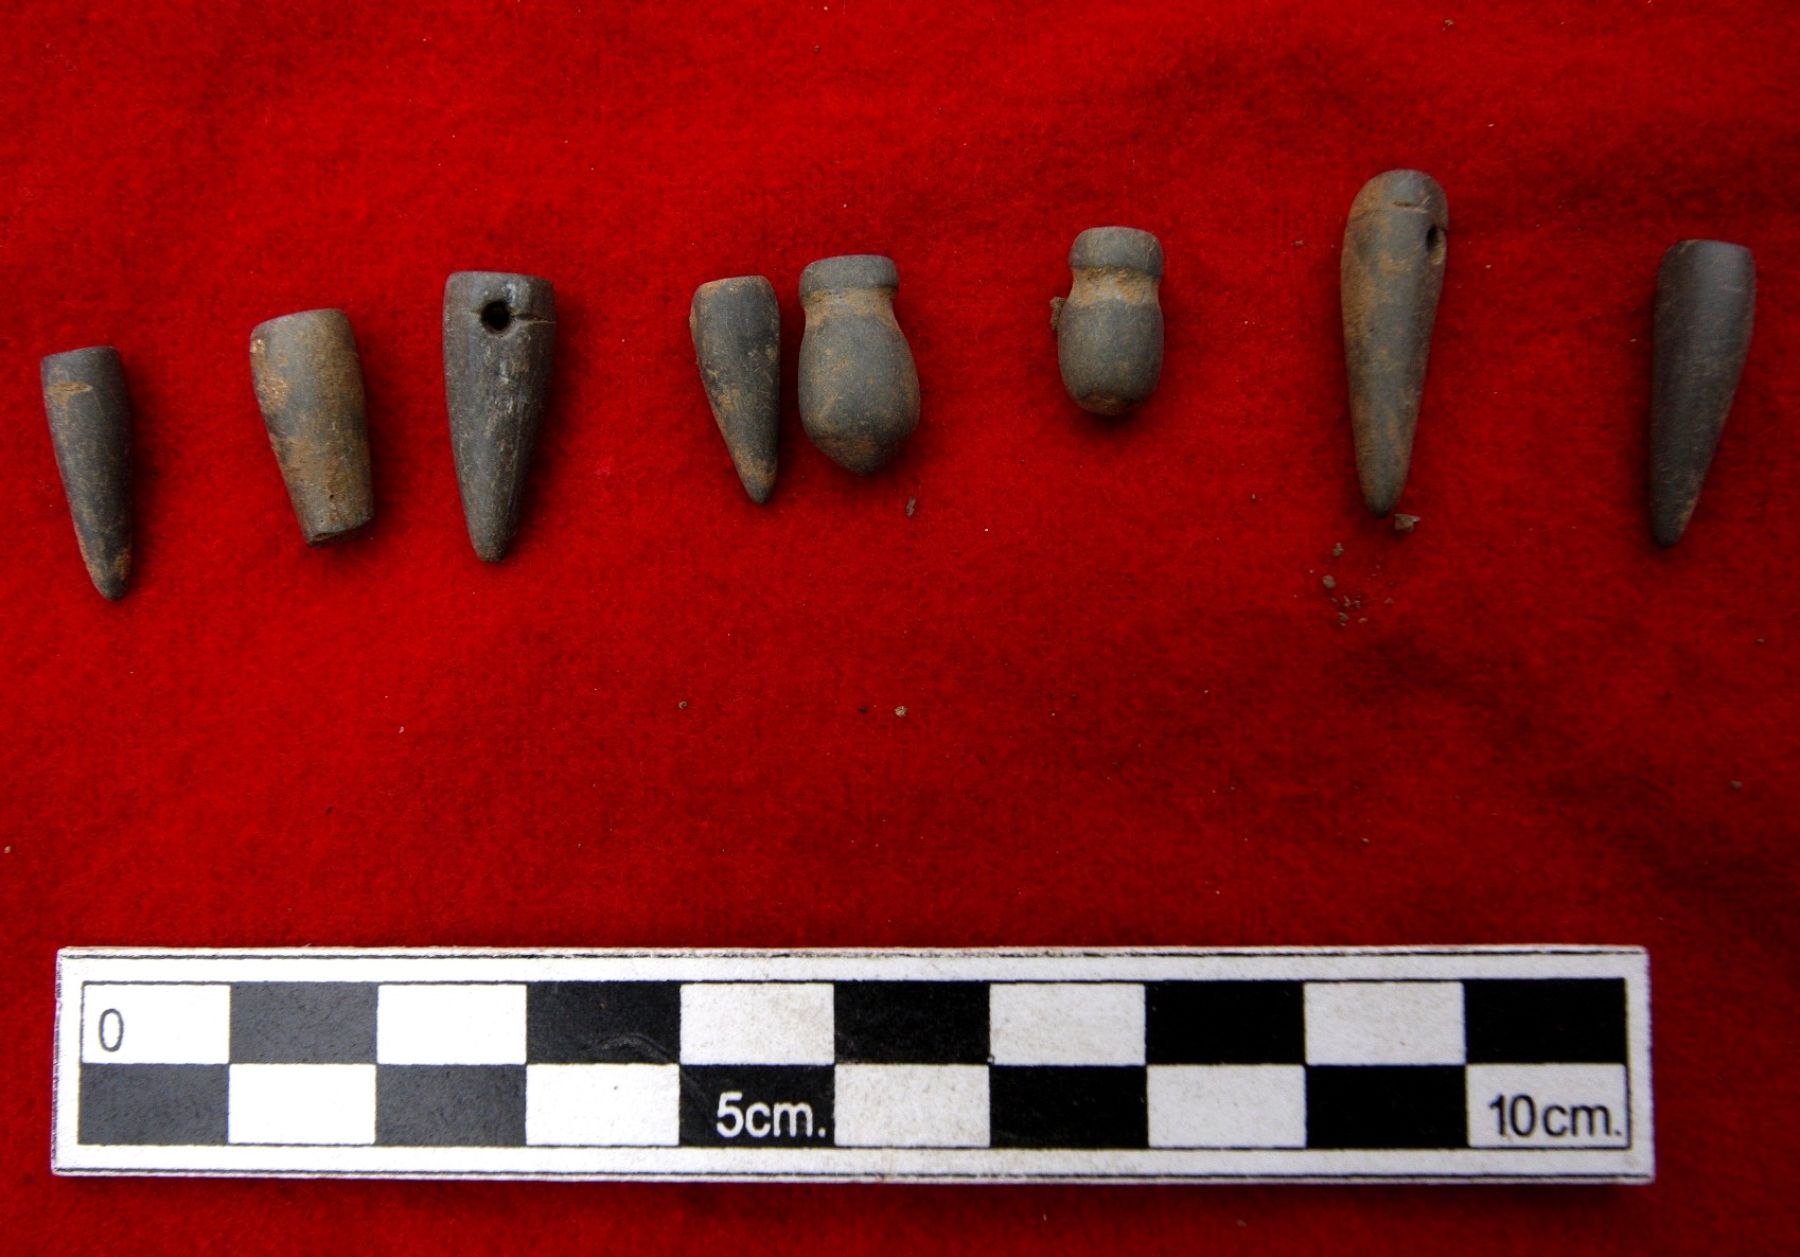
[1332,542,1344,557]
[894,706,907,718]
[1322,575,1337,590]
[906,496,917,518]
[678,700,688,710]
[1394,513,1420,533]
[1730,780,1743,791]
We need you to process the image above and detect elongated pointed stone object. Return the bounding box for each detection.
[798,255,919,474]
[1650,240,1755,547]
[444,271,556,561]
[1341,170,1448,516]
[1052,226,1164,415]
[41,346,132,600]
[690,276,780,503]
[249,309,374,545]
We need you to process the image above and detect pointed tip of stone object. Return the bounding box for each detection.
[470,529,512,563]
[89,552,131,601]
[739,466,776,504]
[1361,477,1403,519]
[1650,513,1688,549]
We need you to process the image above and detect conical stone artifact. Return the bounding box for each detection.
[444,271,556,561]
[690,276,780,503]
[41,346,132,600]
[798,255,919,474]
[249,308,374,544]
[1052,226,1164,414]
[1341,169,1448,517]
[1650,240,1755,547]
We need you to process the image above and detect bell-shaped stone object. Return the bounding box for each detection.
[1052,226,1164,415]
[41,346,132,600]
[1341,169,1448,517]
[444,271,556,561]
[798,255,919,474]
[690,276,780,503]
[249,308,374,544]
[1649,240,1755,547]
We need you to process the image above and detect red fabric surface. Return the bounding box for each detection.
[3,1,1797,1250]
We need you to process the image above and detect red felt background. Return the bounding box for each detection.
[2,0,1797,1250]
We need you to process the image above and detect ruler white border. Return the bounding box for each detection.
[54,946,1652,1184]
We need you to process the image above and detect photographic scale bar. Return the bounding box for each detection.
[54,946,1652,1183]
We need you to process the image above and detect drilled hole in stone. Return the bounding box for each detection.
[481,301,513,332]
[1426,225,1446,262]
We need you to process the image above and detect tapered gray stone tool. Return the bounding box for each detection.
[443,271,556,561]
[1052,227,1164,414]
[1650,240,1755,547]
[249,309,374,545]
[690,276,780,503]
[798,255,919,474]
[41,346,132,600]
[1341,169,1448,516]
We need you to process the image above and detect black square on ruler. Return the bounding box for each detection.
[1305,1066,1467,1149]
[78,1064,228,1146]
[526,982,680,1064]
[1463,979,1627,1064]
[1145,981,1304,1064]
[375,1065,526,1146]
[678,1066,835,1147]
[990,1066,1147,1148]
[230,982,376,1063]
[834,981,988,1063]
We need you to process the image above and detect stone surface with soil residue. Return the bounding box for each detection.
[1053,226,1164,415]
[690,276,780,503]
[1650,239,1754,547]
[798,255,918,474]
[249,308,374,545]
[41,346,132,600]
[1341,169,1447,517]
[444,271,557,561]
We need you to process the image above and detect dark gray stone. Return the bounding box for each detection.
[443,271,556,561]
[41,345,132,600]
[1341,169,1448,517]
[249,308,374,545]
[690,276,780,503]
[1052,226,1164,415]
[798,254,919,474]
[1650,240,1754,547]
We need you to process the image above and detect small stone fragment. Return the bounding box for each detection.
[249,309,374,544]
[1322,575,1336,590]
[1332,542,1344,557]
[906,496,917,518]
[1053,226,1164,415]
[41,346,132,600]
[798,255,919,473]
[444,271,557,561]
[690,276,779,503]
[1394,513,1420,533]
[1649,240,1755,547]
[1341,170,1448,516]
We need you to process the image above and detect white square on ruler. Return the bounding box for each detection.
[680,984,834,1065]
[834,1065,990,1147]
[80,984,230,1064]
[525,1064,680,1146]
[1466,1064,1630,1148]
[989,983,1145,1066]
[1304,982,1465,1065]
[1147,1065,1306,1148]
[228,1064,376,1145]
[376,985,527,1064]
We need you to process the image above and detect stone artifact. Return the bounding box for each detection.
[1341,169,1448,516]
[798,255,918,473]
[1649,240,1755,547]
[690,276,780,503]
[1052,226,1164,414]
[41,346,132,600]
[249,309,374,544]
[444,271,557,561]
